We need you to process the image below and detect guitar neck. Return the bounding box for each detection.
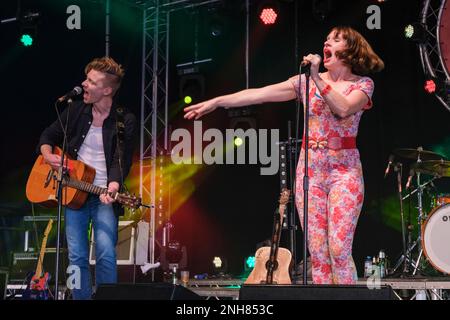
[65,178,108,196]
[35,220,53,278]
[62,176,141,209]
[35,240,48,278]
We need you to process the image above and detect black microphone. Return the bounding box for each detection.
[301,60,311,73]
[301,54,320,73]
[58,86,82,102]
[384,154,395,178]
[406,168,415,189]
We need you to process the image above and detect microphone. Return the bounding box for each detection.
[406,168,415,189]
[301,60,311,71]
[58,86,82,102]
[301,54,320,73]
[384,154,395,178]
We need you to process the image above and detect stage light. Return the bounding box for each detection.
[213,256,223,268]
[424,79,436,94]
[245,256,255,269]
[404,23,427,42]
[18,12,40,47]
[212,256,228,275]
[20,34,33,46]
[424,77,450,97]
[260,8,278,25]
[234,137,243,147]
[179,74,205,104]
[184,96,193,104]
[258,1,279,25]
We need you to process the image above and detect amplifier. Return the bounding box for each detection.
[10,249,68,284]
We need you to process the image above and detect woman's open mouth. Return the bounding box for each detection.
[323,48,332,63]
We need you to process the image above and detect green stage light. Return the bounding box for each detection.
[234,137,243,147]
[20,34,33,46]
[184,96,192,104]
[245,256,255,269]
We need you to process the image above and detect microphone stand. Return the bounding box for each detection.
[394,163,409,276]
[302,67,311,285]
[54,98,72,300]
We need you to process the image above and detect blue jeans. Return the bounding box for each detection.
[65,195,118,300]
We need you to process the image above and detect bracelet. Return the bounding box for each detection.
[321,84,332,96]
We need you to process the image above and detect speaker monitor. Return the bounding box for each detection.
[239,284,396,300]
[90,221,136,265]
[94,282,202,300]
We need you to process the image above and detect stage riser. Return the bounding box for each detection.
[239,285,396,300]
[95,283,202,300]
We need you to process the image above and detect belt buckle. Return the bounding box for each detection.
[328,137,342,150]
[309,138,328,150]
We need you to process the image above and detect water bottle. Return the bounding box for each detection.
[372,256,380,277]
[172,265,178,285]
[364,256,372,278]
[379,250,386,278]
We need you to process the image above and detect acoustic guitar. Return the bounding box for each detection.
[23,219,53,300]
[26,146,141,209]
[245,188,292,285]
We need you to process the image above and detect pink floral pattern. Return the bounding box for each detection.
[290,74,374,284]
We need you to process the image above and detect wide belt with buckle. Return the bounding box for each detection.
[302,136,357,151]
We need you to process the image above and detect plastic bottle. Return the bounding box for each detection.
[172,265,178,285]
[372,256,380,277]
[364,256,373,278]
[379,250,386,278]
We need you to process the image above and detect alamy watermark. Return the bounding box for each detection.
[171,121,280,176]
[366,5,381,30]
[66,265,81,290]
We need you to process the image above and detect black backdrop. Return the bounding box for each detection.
[1,0,449,278]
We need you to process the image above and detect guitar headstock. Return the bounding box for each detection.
[279,188,291,206]
[117,193,142,209]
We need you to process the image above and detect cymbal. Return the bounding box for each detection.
[412,160,450,177]
[394,148,446,161]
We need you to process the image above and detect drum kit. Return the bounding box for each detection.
[388,147,450,277]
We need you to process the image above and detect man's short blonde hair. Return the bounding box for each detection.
[85,57,125,93]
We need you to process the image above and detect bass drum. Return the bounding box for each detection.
[422,203,450,274]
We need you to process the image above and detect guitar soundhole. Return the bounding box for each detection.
[265,260,279,271]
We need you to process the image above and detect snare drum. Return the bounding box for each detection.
[422,203,450,274]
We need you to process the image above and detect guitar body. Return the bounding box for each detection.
[245,189,292,285]
[22,271,51,300]
[245,247,292,285]
[22,220,53,300]
[26,147,95,209]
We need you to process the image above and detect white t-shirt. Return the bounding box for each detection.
[77,125,108,188]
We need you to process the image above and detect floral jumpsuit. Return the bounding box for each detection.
[290,74,374,284]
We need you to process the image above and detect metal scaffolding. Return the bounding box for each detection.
[419,0,449,111]
[134,0,227,275]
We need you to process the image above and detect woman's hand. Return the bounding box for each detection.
[184,98,218,120]
[302,53,322,77]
